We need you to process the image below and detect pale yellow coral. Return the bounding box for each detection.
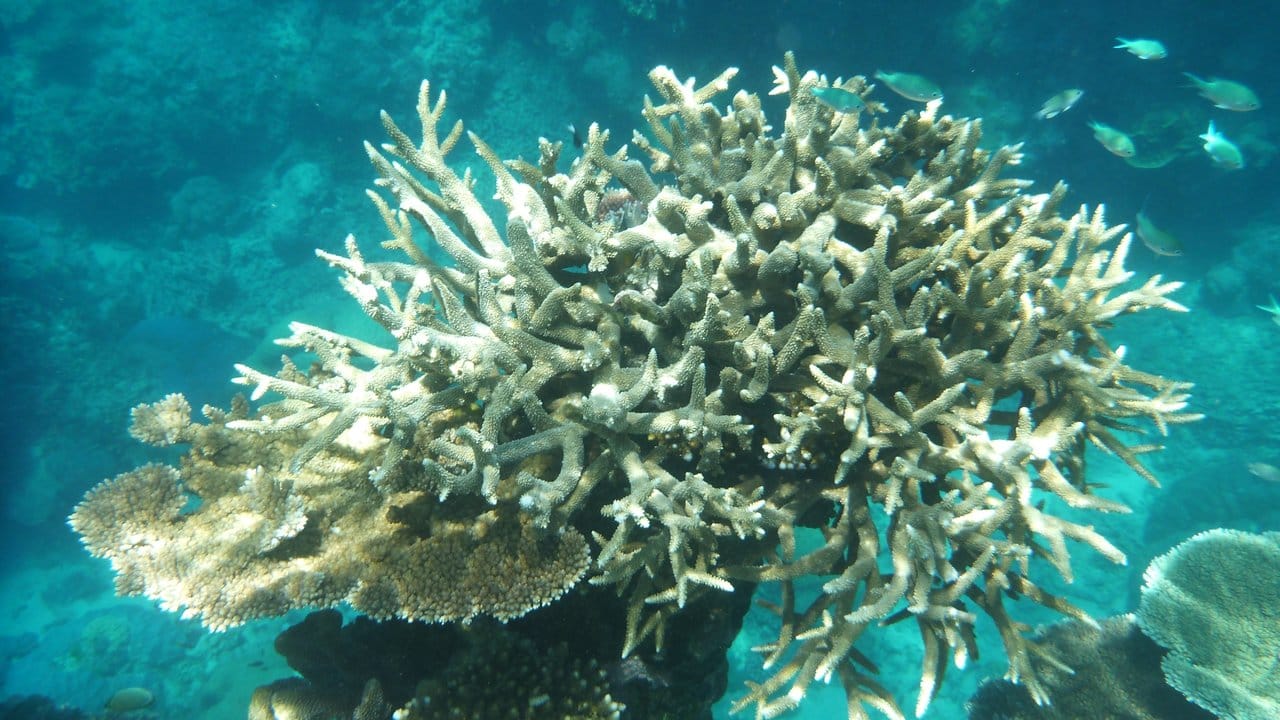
[127,393,193,446]
[71,411,589,629]
[350,512,589,624]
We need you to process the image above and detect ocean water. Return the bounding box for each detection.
[1,1,1276,718]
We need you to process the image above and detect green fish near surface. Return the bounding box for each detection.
[1183,73,1260,111]
[1135,208,1183,257]
[1088,121,1136,157]
[1199,121,1244,169]
[873,70,943,102]
[810,86,867,113]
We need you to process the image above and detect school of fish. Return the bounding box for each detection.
[774,34,1260,262]
[1042,36,1258,257]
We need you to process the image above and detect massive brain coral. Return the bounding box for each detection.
[71,53,1197,718]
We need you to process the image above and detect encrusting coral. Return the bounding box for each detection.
[70,52,1198,718]
[392,635,625,720]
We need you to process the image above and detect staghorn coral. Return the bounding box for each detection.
[71,52,1197,718]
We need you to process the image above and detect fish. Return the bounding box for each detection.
[873,70,943,102]
[1134,206,1184,257]
[1247,462,1280,483]
[568,123,583,149]
[1088,121,1136,157]
[810,86,867,113]
[1035,88,1084,120]
[1257,296,1280,326]
[1114,37,1167,60]
[105,687,154,713]
[1183,73,1260,111]
[1199,121,1244,169]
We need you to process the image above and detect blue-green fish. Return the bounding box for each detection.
[1247,461,1280,482]
[1088,121,1135,157]
[1035,88,1084,120]
[1257,296,1280,326]
[873,70,943,102]
[1114,37,1167,60]
[1135,207,1183,257]
[1199,121,1244,169]
[1183,73,1260,111]
[810,86,867,113]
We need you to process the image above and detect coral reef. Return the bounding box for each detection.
[249,677,388,720]
[255,582,747,720]
[0,695,92,720]
[392,636,624,720]
[968,527,1280,719]
[964,614,1211,719]
[1137,529,1280,720]
[71,52,1197,717]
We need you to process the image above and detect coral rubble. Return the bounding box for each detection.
[70,52,1198,717]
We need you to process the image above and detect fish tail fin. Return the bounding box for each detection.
[1181,72,1204,87]
[1114,37,1130,48]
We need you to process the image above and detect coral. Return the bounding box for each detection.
[71,411,590,630]
[127,393,194,446]
[965,614,1211,719]
[262,582,747,720]
[0,695,91,720]
[249,678,388,720]
[255,628,625,720]
[393,634,624,720]
[1137,529,1280,720]
[71,52,1196,718]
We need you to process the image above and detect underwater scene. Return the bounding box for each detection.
[1,1,1278,718]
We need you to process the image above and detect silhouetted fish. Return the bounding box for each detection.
[105,686,154,712]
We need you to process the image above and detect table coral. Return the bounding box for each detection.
[70,52,1198,718]
[1137,529,1280,720]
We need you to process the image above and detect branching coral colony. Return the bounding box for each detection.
[71,53,1198,719]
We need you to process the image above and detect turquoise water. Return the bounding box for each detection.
[1,2,1276,718]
